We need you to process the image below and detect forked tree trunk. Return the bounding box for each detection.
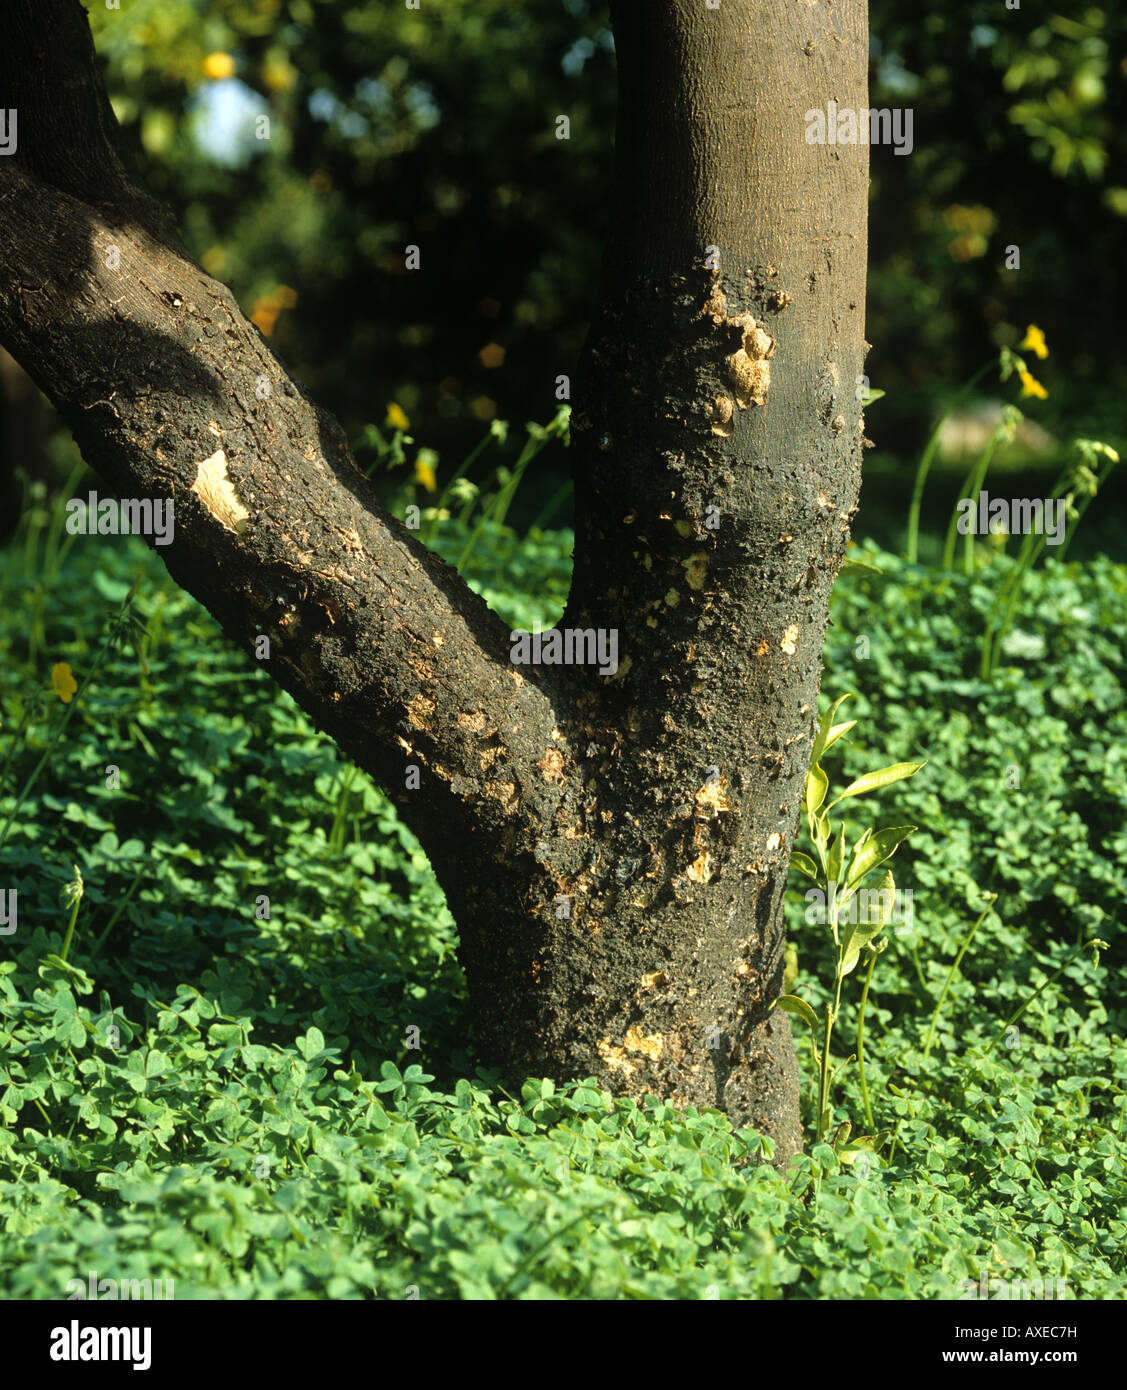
[0,0,869,1165]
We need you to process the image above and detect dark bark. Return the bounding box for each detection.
[0,0,869,1167]
[0,346,51,540]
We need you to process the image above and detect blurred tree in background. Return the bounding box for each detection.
[865,4,1124,457]
[4,0,1123,545]
[86,0,618,516]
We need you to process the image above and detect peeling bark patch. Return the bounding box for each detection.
[710,394,734,436]
[407,694,436,729]
[695,777,733,815]
[191,449,250,534]
[727,322,775,408]
[598,1025,665,1074]
[699,285,776,408]
[623,1024,664,1059]
[781,624,799,655]
[684,552,709,590]
[484,780,517,810]
[700,281,730,324]
[687,850,713,883]
[538,747,566,782]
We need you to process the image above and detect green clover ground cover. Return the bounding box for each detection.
[0,491,1124,1299]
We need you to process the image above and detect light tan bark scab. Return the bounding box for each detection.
[190,448,250,534]
[697,283,777,408]
[727,319,775,408]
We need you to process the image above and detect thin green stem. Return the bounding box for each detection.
[89,868,145,961]
[328,762,358,854]
[910,942,927,992]
[856,947,879,1132]
[529,479,573,533]
[906,360,994,564]
[922,893,996,1062]
[498,1208,592,1296]
[941,435,1002,575]
[424,429,498,544]
[981,529,1052,678]
[59,892,82,964]
[817,951,844,1143]
[458,436,547,567]
[980,455,1115,677]
[0,704,36,790]
[456,416,565,570]
[817,1004,833,1142]
[984,939,1108,1057]
[942,443,989,573]
[1057,457,1116,562]
[885,1117,903,1167]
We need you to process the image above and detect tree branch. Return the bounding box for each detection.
[0,0,580,858]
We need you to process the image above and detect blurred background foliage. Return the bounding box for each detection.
[3,0,1123,553]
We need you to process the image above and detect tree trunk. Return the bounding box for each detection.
[0,0,869,1166]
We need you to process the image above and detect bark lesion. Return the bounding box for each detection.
[697,279,777,410]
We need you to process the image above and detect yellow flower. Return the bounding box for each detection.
[1019,324,1049,359]
[202,52,236,81]
[1018,368,1048,400]
[51,663,78,703]
[386,402,409,431]
[414,460,437,492]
